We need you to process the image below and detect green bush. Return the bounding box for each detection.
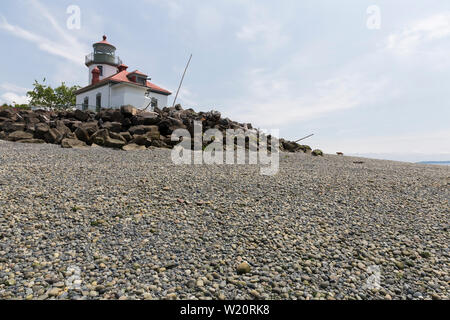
[27,79,80,110]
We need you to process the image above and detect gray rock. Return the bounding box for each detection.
[61,138,87,149]
[7,131,33,141]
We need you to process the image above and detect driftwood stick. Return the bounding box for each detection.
[172,54,193,108]
[295,134,314,143]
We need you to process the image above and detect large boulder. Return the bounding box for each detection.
[119,132,132,142]
[0,109,19,122]
[55,120,72,137]
[122,143,146,151]
[24,114,40,125]
[65,120,82,131]
[0,108,16,119]
[104,136,126,149]
[163,136,179,147]
[299,145,312,153]
[144,128,161,140]
[109,131,127,143]
[312,149,323,157]
[80,122,99,136]
[302,146,312,154]
[121,117,132,128]
[158,119,184,136]
[151,139,168,149]
[8,131,34,141]
[130,134,152,147]
[281,140,300,152]
[38,114,51,124]
[18,139,45,144]
[1,121,26,133]
[97,109,124,123]
[120,105,138,117]
[44,128,63,144]
[206,110,221,121]
[74,127,90,143]
[25,123,36,134]
[74,109,90,122]
[102,121,122,133]
[141,112,160,125]
[35,123,50,138]
[131,112,159,126]
[61,138,87,149]
[128,125,159,136]
[90,129,110,146]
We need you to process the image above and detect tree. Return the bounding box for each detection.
[27,79,80,110]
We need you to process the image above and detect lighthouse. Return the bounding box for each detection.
[85,36,122,84]
[75,35,171,112]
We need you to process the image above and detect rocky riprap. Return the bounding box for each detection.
[0,141,448,300]
[0,106,319,154]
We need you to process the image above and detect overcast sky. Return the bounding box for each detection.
[0,0,449,162]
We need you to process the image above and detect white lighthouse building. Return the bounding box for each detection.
[75,36,171,112]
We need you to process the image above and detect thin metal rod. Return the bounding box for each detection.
[295,134,314,143]
[172,54,192,108]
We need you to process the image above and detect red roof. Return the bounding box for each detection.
[129,70,148,77]
[146,81,171,94]
[76,70,171,95]
[94,35,116,49]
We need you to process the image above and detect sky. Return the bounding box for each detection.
[0,0,449,162]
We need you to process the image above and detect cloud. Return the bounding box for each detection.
[144,0,183,19]
[236,8,289,50]
[226,68,387,128]
[320,129,450,156]
[0,1,88,65]
[0,83,30,94]
[386,13,450,55]
[194,6,225,37]
[237,22,283,42]
[0,82,30,105]
[176,87,198,107]
[0,17,82,64]
[1,92,29,105]
[226,12,450,130]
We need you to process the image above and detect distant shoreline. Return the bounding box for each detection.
[417,161,450,165]
[346,153,450,164]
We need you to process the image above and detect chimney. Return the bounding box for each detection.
[91,67,100,85]
[117,64,128,73]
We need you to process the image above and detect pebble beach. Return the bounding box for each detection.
[0,140,448,300]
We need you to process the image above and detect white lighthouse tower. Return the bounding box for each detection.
[85,35,122,84]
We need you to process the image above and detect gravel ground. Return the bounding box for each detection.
[0,140,448,300]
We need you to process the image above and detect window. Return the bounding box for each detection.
[97,66,103,76]
[83,97,89,111]
[151,98,158,110]
[137,77,146,85]
[96,93,102,112]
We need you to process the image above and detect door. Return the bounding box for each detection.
[96,93,101,112]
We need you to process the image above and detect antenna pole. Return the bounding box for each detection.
[172,54,192,108]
